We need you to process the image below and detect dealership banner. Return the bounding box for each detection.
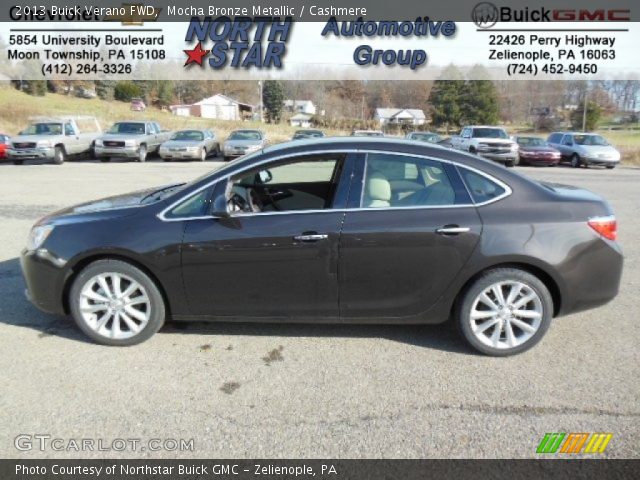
[0,0,637,80]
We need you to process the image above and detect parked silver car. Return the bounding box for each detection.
[547,132,621,169]
[223,130,267,161]
[159,129,220,161]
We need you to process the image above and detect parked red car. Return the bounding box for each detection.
[514,136,561,166]
[0,134,10,160]
[130,98,146,112]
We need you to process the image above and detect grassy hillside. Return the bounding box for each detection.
[0,87,638,164]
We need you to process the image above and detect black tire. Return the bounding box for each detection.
[137,144,147,163]
[13,159,24,165]
[505,160,515,168]
[606,165,615,170]
[455,268,553,357]
[69,259,166,346]
[99,158,110,163]
[570,153,581,168]
[213,145,221,158]
[53,146,66,165]
[223,156,231,162]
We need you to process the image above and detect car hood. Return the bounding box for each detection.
[100,133,144,140]
[224,139,263,147]
[476,138,514,144]
[161,140,203,148]
[38,186,173,226]
[11,134,62,144]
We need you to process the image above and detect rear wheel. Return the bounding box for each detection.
[505,160,515,168]
[570,153,581,168]
[69,259,166,346]
[99,158,110,163]
[53,146,66,165]
[456,268,553,356]
[13,159,24,165]
[606,165,615,170]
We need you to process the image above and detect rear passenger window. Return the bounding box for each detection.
[362,153,457,208]
[458,168,506,204]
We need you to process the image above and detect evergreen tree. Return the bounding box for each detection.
[95,80,116,100]
[263,80,285,123]
[571,100,602,131]
[463,80,500,125]
[156,80,174,106]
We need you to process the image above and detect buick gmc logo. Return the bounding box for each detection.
[471,4,630,27]
[472,2,499,28]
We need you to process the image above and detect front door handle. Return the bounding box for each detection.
[436,225,470,235]
[294,233,328,242]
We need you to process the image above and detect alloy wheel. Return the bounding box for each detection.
[78,272,151,340]
[469,281,543,350]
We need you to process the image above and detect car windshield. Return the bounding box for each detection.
[574,135,609,146]
[411,133,439,142]
[172,130,204,141]
[22,123,63,135]
[473,128,508,139]
[109,122,145,134]
[229,131,261,141]
[294,131,323,138]
[517,137,546,147]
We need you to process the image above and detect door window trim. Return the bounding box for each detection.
[157,149,512,222]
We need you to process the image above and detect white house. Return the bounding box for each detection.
[284,100,317,115]
[170,94,254,120]
[374,108,427,126]
[289,113,313,128]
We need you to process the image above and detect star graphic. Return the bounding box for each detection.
[183,42,210,67]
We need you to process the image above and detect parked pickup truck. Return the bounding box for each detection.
[94,121,172,162]
[450,126,519,167]
[8,116,102,165]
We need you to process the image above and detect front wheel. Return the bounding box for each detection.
[53,146,66,165]
[455,268,553,356]
[199,147,207,161]
[137,144,147,163]
[570,154,581,168]
[505,160,515,168]
[13,159,24,165]
[606,165,616,170]
[69,259,166,346]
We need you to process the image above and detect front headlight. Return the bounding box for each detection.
[26,224,54,251]
[95,139,103,147]
[124,139,137,147]
[186,146,200,152]
[510,143,519,151]
[36,140,52,148]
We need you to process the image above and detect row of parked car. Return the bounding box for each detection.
[0,117,622,169]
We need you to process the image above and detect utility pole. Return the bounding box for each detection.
[582,89,588,132]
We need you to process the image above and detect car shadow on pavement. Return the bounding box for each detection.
[0,256,472,354]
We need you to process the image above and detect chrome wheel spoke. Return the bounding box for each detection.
[81,303,107,313]
[504,320,516,348]
[471,310,497,320]
[478,293,499,311]
[512,293,536,309]
[513,309,541,319]
[82,290,109,303]
[490,322,502,347]
[506,282,524,305]
[124,305,146,322]
[476,317,499,333]
[510,317,536,334]
[97,275,112,298]
[491,285,506,306]
[119,312,140,333]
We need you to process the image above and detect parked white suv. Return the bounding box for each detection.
[451,126,519,167]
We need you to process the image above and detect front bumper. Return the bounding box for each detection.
[8,147,55,160]
[583,156,620,166]
[478,151,519,162]
[21,248,69,315]
[95,145,139,159]
[520,154,560,165]
[159,149,201,160]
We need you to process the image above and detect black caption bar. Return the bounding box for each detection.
[1,460,639,480]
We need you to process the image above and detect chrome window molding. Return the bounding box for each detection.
[157,149,513,222]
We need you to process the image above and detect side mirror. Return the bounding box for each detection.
[258,170,273,184]
[211,193,230,218]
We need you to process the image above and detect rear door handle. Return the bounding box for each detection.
[294,233,328,242]
[436,225,470,235]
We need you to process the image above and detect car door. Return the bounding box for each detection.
[64,122,81,155]
[339,152,482,321]
[178,152,355,319]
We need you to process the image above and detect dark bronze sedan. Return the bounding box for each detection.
[514,136,561,166]
[20,138,623,355]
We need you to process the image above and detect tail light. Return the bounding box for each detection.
[588,215,617,241]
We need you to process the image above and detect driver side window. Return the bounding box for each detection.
[228,155,343,214]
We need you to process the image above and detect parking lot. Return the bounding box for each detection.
[0,159,638,458]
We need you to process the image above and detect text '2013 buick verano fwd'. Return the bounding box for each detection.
[21,138,623,355]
